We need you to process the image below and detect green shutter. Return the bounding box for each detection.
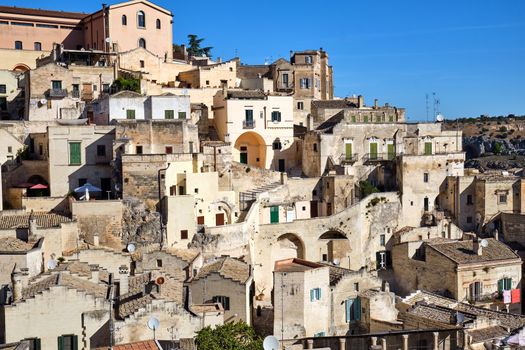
[345,143,353,160]
[69,142,81,165]
[72,335,78,350]
[35,338,41,350]
[370,143,378,159]
[165,110,174,119]
[424,142,432,155]
[270,206,279,224]
[387,144,395,160]
[245,109,253,121]
[57,336,64,350]
[498,279,504,293]
[345,299,352,322]
[376,252,381,270]
[310,289,314,302]
[178,111,186,119]
[126,110,135,119]
[318,288,321,300]
[351,115,356,123]
[354,297,361,320]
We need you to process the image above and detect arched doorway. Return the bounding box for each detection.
[275,233,305,261]
[12,64,30,73]
[234,131,266,168]
[319,230,350,266]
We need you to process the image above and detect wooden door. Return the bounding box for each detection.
[215,213,225,226]
[310,201,318,218]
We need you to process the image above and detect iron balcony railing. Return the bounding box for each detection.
[72,90,80,98]
[243,120,256,129]
[339,153,359,164]
[47,88,68,98]
[363,153,396,162]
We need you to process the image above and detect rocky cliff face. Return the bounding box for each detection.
[122,198,162,244]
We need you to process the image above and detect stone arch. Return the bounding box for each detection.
[318,229,350,266]
[12,64,30,72]
[234,131,267,168]
[275,233,305,260]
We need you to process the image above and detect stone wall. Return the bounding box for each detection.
[71,200,123,247]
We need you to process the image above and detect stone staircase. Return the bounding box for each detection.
[239,181,281,212]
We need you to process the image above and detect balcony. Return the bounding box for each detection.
[46,88,68,99]
[340,153,358,165]
[243,120,256,129]
[363,153,396,163]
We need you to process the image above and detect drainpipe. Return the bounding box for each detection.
[157,163,171,249]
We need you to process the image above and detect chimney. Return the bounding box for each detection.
[358,95,364,108]
[90,265,100,283]
[374,99,378,109]
[11,267,29,302]
[93,234,99,247]
[493,229,499,241]
[217,57,222,64]
[473,238,483,256]
[382,281,390,293]
[119,265,129,295]
[28,212,37,239]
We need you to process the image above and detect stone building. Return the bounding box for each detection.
[178,59,238,89]
[392,237,522,313]
[0,70,25,120]
[24,62,115,122]
[188,256,252,325]
[0,0,174,70]
[96,91,191,124]
[212,90,299,172]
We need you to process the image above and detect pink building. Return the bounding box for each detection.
[0,0,173,70]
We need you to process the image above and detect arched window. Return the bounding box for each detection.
[156,19,161,29]
[137,11,145,28]
[34,42,42,51]
[122,15,127,26]
[15,41,23,50]
[138,38,146,49]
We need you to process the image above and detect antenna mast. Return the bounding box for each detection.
[425,94,429,122]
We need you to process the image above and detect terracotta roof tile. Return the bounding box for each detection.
[194,256,250,283]
[113,341,160,350]
[427,238,520,265]
[0,5,87,19]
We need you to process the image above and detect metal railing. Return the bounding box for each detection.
[47,88,68,98]
[339,153,359,164]
[363,153,396,162]
[72,90,80,98]
[243,120,255,129]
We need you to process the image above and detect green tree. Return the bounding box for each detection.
[187,34,213,58]
[112,77,140,93]
[195,321,263,350]
[359,180,379,198]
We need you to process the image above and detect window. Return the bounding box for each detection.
[469,282,483,301]
[424,197,429,212]
[69,142,81,165]
[197,216,204,225]
[52,80,62,90]
[165,110,174,119]
[38,144,43,156]
[310,288,321,301]
[363,115,368,123]
[25,338,41,350]
[300,78,310,89]
[498,278,512,294]
[272,140,282,150]
[297,101,304,110]
[354,283,359,292]
[424,142,433,155]
[122,15,127,25]
[351,115,356,123]
[313,332,325,337]
[380,234,386,247]
[0,97,6,111]
[126,110,136,119]
[165,146,173,154]
[499,194,507,204]
[271,111,281,122]
[96,145,106,157]
[15,41,23,50]
[140,60,145,68]
[245,109,253,121]
[156,19,161,29]
[138,38,146,49]
[212,296,230,310]
[136,145,143,154]
[389,115,394,122]
[345,297,361,322]
[466,216,473,224]
[305,55,313,64]
[376,251,391,269]
[282,73,289,87]
[423,173,429,183]
[0,84,6,94]
[181,230,188,240]
[467,194,473,205]
[313,143,318,152]
[178,112,187,119]
[194,188,199,194]
[57,334,77,350]
[155,259,163,267]
[7,146,12,153]
[137,11,146,28]
[34,42,42,51]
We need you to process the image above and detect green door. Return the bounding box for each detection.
[270,206,279,224]
[345,143,353,160]
[240,152,248,164]
[69,142,81,165]
[369,143,378,159]
[424,142,432,155]
[387,144,395,160]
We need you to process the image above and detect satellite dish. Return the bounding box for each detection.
[40,99,47,105]
[436,114,445,122]
[333,259,340,266]
[47,259,57,270]
[480,239,489,248]
[263,336,280,350]
[155,276,165,285]
[126,243,136,253]
[105,37,112,43]
[147,316,160,330]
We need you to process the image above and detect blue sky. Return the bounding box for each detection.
[5,0,525,121]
